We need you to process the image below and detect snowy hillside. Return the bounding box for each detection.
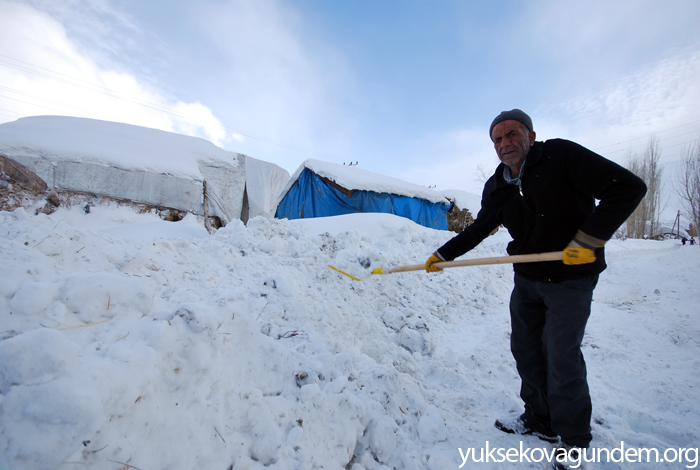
[1,205,699,470]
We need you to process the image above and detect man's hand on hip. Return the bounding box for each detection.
[563,240,596,265]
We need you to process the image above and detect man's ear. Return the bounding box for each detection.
[528,131,536,145]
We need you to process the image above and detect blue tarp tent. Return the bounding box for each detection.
[275,163,453,230]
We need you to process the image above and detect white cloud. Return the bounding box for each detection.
[17,0,147,68]
[389,127,498,195]
[394,39,700,194]
[191,0,356,165]
[522,0,700,77]
[474,0,700,163]
[536,45,700,165]
[170,101,228,146]
[0,0,229,146]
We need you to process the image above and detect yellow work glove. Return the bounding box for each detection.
[425,254,443,272]
[562,241,596,265]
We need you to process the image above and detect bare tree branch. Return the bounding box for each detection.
[674,139,700,237]
[625,136,664,239]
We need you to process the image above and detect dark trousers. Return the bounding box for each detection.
[509,273,598,448]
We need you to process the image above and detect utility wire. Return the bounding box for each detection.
[0,86,114,118]
[0,55,333,158]
[0,94,81,116]
[603,129,700,157]
[594,119,700,152]
[3,54,698,162]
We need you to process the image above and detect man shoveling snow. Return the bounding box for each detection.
[426,109,647,469]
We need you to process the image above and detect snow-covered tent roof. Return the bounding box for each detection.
[655,223,691,239]
[244,155,291,222]
[440,189,481,215]
[0,116,289,224]
[275,159,453,229]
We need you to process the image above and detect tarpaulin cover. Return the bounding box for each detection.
[0,117,290,225]
[275,169,452,230]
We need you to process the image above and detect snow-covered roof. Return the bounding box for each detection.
[0,116,236,179]
[0,116,289,223]
[440,189,481,215]
[655,223,690,238]
[245,156,290,219]
[278,158,449,205]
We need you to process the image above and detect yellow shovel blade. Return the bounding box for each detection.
[328,265,361,281]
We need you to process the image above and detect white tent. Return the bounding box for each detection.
[0,116,289,224]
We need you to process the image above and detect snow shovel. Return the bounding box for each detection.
[328,251,564,281]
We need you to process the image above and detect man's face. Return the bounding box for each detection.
[491,120,536,173]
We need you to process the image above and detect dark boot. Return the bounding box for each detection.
[494,414,558,443]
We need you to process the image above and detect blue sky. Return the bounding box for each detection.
[1,0,699,197]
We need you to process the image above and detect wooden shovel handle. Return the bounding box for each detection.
[387,251,564,273]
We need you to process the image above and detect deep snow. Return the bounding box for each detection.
[0,204,699,470]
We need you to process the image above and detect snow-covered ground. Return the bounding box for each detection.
[1,205,698,470]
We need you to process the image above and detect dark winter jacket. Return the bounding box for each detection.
[437,139,647,282]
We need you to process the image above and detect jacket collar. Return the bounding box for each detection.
[524,141,543,168]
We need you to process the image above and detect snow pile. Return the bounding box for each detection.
[0,205,699,469]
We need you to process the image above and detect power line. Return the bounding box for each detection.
[593,118,700,151]
[0,93,84,116]
[0,54,334,159]
[0,86,116,118]
[3,52,699,163]
[0,110,23,120]
[603,129,700,156]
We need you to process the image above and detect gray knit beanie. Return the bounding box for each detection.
[489,109,533,138]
